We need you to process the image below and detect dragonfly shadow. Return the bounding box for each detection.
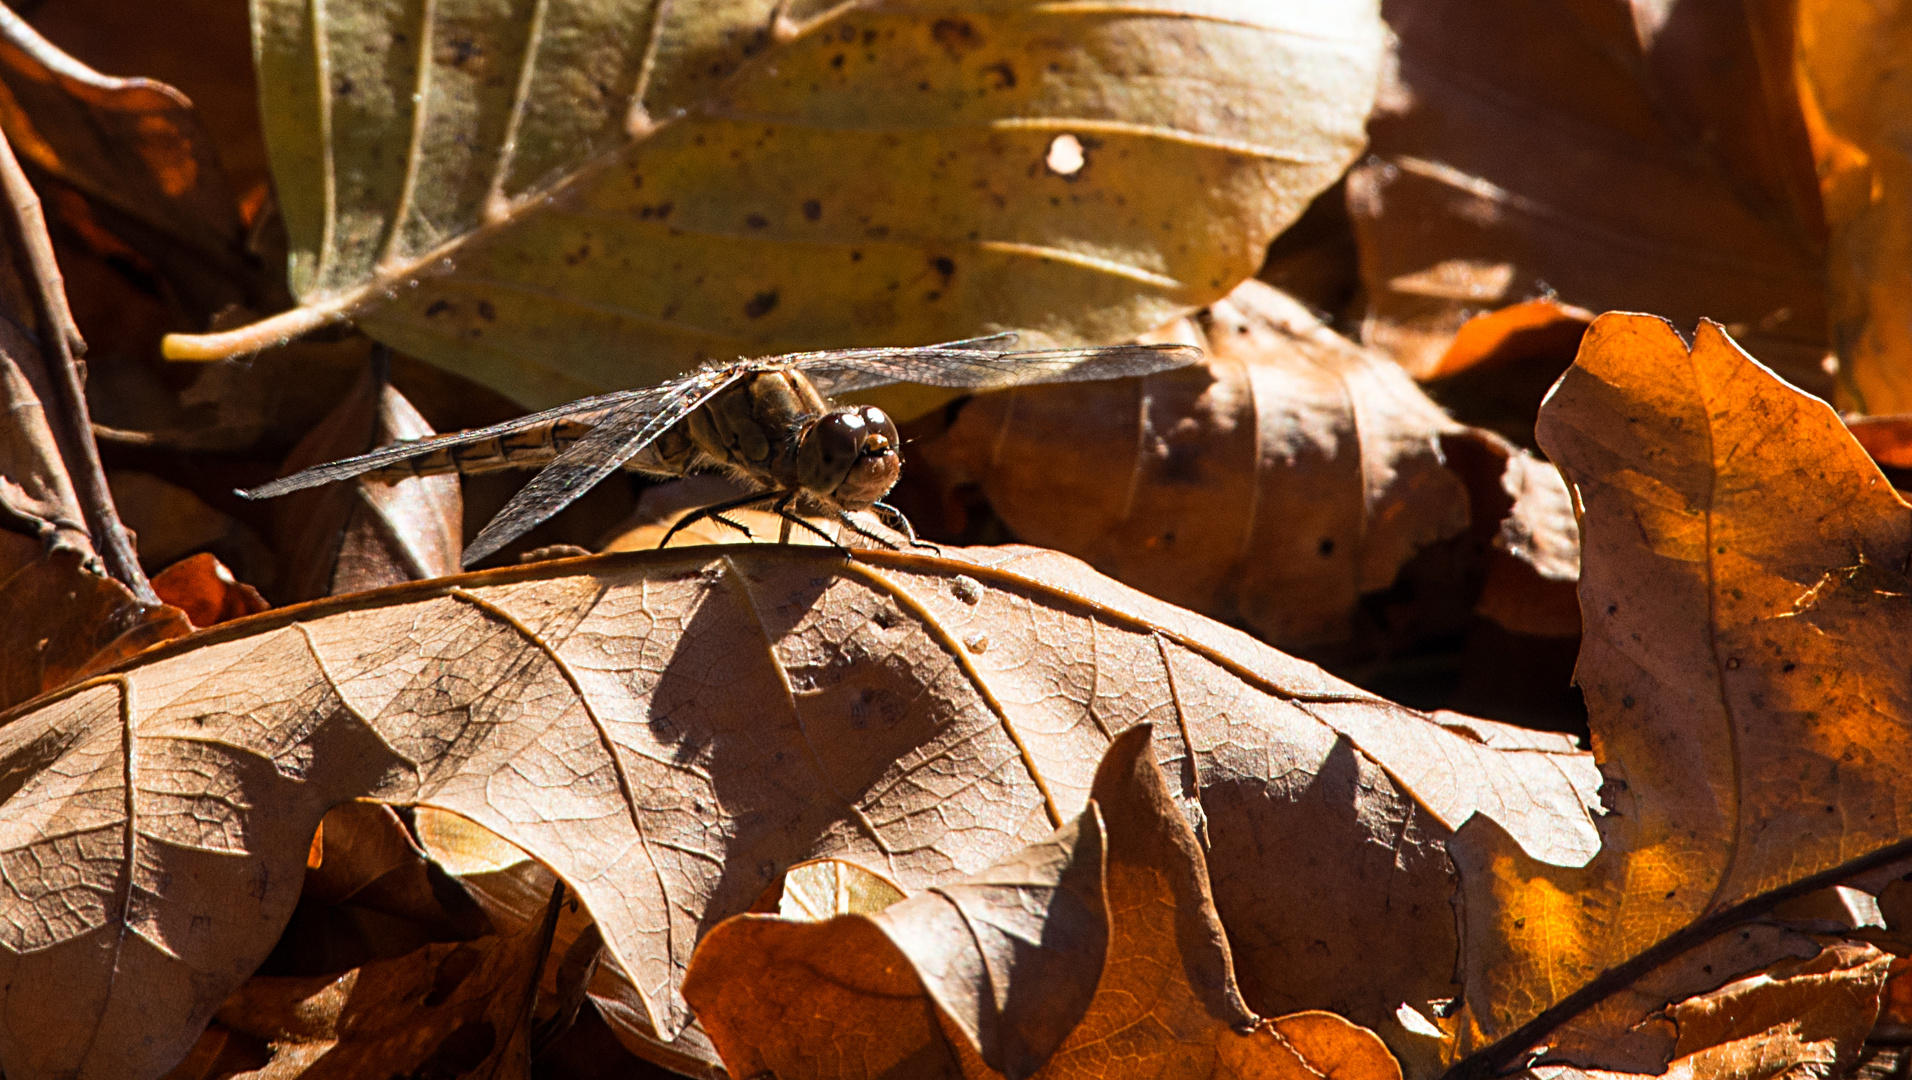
[642,553,1007,945]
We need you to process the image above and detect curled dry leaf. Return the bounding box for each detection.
[687,723,1408,1080]
[1418,299,1593,453]
[1798,1,1912,412]
[272,359,463,602]
[1521,942,1891,1080]
[180,886,557,1079]
[911,279,1579,651]
[1352,0,1831,396]
[0,542,1601,1080]
[150,552,269,629]
[0,5,271,322]
[164,1,1383,413]
[1444,315,1912,1075]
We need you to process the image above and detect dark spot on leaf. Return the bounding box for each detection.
[335,76,355,96]
[831,53,845,68]
[564,243,590,265]
[850,250,862,261]
[1318,538,1335,557]
[1607,604,1618,615]
[1782,661,1797,672]
[425,300,452,317]
[639,202,673,220]
[930,256,954,279]
[1622,695,1636,708]
[476,301,496,321]
[803,199,822,221]
[983,61,1016,89]
[745,291,779,318]
[932,18,980,58]
[745,213,768,229]
[925,291,940,301]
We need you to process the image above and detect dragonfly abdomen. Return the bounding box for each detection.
[360,414,702,481]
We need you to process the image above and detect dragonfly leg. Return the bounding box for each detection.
[770,492,852,550]
[869,502,940,553]
[658,490,779,548]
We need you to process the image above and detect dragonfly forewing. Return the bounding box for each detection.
[461,367,749,566]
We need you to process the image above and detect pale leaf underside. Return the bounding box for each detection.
[0,544,1596,1080]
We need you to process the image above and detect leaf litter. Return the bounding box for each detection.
[9,2,1912,1080]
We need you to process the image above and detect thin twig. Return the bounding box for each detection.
[0,126,158,603]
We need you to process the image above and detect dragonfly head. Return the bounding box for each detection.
[798,406,901,509]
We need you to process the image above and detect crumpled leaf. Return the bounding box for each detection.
[1797,0,1912,412]
[150,552,269,628]
[912,279,1579,652]
[164,1,1383,413]
[688,723,1407,1080]
[192,886,556,1079]
[1520,942,1891,1080]
[1443,314,1912,1075]
[1352,0,1831,396]
[0,4,271,322]
[0,539,188,711]
[272,358,463,602]
[0,543,1602,1080]
[1419,299,1593,453]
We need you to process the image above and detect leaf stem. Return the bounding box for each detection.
[0,128,159,603]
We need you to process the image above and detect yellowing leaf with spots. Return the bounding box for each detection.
[163,0,1384,411]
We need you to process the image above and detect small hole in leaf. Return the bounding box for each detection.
[1045,133,1085,176]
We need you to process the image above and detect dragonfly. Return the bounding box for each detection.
[240,335,1203,568]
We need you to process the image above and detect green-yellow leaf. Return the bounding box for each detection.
[165,0,1383,410]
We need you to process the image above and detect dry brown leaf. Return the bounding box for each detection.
[0,541,188,712]
[165,1,1383,418]
[272,359,463,602]
[1797,0,1912,412]
[912,279,1578,652]
[150,552,269,629]
[196,888,556,1079]
[1426,300,1595,383]
[1443,314,1912,1075]
[1520,943,1891,1080]
[1419,300,1594,453]
[1352,0,1831,396]
[0,543,1602,1079]
[0,5,271,323]
[687,725,1407,1080]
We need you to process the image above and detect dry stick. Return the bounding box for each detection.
[1441,833,1912,1080]
[0,127,158,603]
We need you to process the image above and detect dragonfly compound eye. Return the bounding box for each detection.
[799,407,901,508]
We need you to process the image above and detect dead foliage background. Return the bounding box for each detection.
[1,1,1911,1079]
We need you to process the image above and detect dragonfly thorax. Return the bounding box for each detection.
[796,406,901,509]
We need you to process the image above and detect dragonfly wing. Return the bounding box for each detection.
[461,369,747,567]
[802,343,1202,396]
[237,386,669,499]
